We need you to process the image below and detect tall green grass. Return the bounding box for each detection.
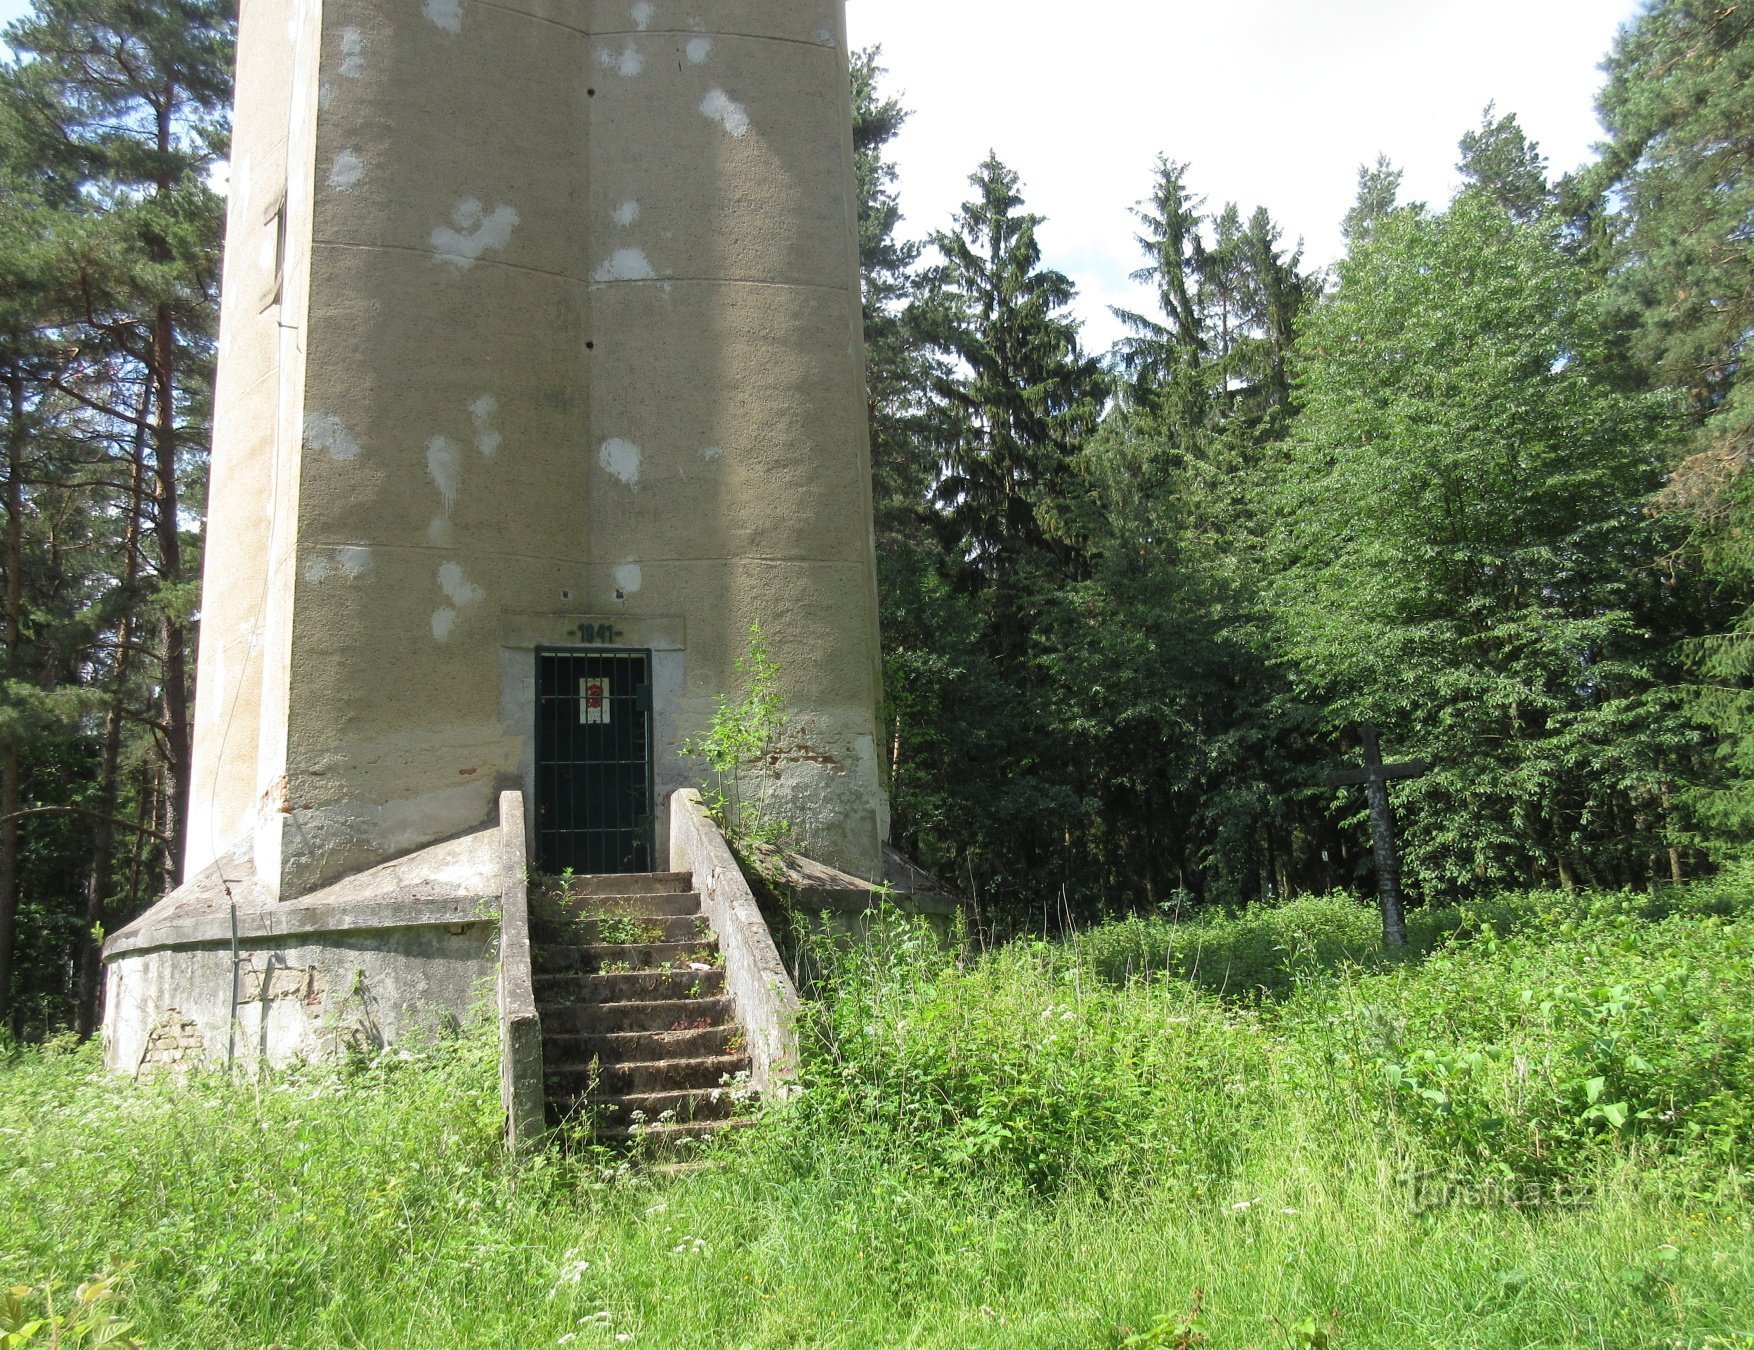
[4,881,1753,1346]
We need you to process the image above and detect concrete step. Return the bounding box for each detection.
[533,913,710,955]
[562,891,704,919]
[593,1118,757,1153]
[538,995,735,1037]
[574,941,720,973]
[534,973,725,1019]
[584,1088,743,1126]
[543,1025,739,1062]
[547,1051,750,1095]
[545,1111,757,1154]
[560,871,694,899]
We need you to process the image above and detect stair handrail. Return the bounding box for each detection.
[669,788,800,1092]
[496,790,545,1154]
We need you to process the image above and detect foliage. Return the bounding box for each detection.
[7,890,1754,1344]
[681,622,791,849]
[0,1268,139,1348]
[1272,192,1695,897]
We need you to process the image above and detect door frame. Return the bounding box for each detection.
[532,644,657,875]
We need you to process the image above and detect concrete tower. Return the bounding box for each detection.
[100,0,891,1069]
[190,0,886,897]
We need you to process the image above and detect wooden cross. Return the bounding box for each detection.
[1321,723,1429,947]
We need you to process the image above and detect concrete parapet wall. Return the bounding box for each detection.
[494,790,545,1154]
[669,788,798,1092]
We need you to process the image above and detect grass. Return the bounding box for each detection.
[4,877,1754,1347]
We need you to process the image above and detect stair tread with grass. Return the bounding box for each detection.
[530,869,758,1151]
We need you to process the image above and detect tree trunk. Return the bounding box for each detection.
[0,366,26,1029]
[150,90,192,890]
[152,305,191,889]
[76,389,150,1038]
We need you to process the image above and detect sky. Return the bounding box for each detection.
[0,0,1644,352]
[845,0,1644,352]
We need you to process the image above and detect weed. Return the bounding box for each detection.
[1121,1288,1207,1347]
[680,621,794,850]
[594,914,664,946]
[0,1266,140,1348]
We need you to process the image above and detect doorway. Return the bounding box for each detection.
[534,647,655,875]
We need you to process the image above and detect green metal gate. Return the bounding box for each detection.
[534,647,655,875]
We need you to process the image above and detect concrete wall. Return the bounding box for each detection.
[188,0,887,901]
[105,924,495,1073]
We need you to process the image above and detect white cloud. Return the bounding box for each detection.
[846,0,1639,355]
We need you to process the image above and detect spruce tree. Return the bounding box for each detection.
[921,153,1102,645]
[1341,153,1409,248]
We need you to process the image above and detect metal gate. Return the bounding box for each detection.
[534,648,654,875]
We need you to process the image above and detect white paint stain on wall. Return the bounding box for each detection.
[303,412,361,460]
[422,0,462,33]
[631,1,655,30]
[339,26,364,76]
[599,42,642,77]
[431,561,485,643]
[334,546,373,578]
[327,149,365,191]
[699,445,723,462]
[470,395,501,457]
[304,547,373,584]
[613,200,640,227]
[428,515,455,547]
[700,88,750,138]
[426,436,462,514]
[592,247,655,283]
[438,561,486,608]
[614,562,643,595]
[431,199,519,268]
[599,438,641,488]
[685,36,712,64]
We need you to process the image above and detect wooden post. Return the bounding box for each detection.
[1322,723,1429,948]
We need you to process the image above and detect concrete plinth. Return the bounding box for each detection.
[102,823,503,1073]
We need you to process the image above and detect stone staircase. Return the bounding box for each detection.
[531,870,756,1153]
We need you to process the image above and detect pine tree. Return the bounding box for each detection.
[1588,1,1754,833]
[0,0,231,1032]
[921,154,1102,645]
[1457,103,1552,222]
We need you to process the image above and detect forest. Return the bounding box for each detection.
[0,0,1750,1037]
